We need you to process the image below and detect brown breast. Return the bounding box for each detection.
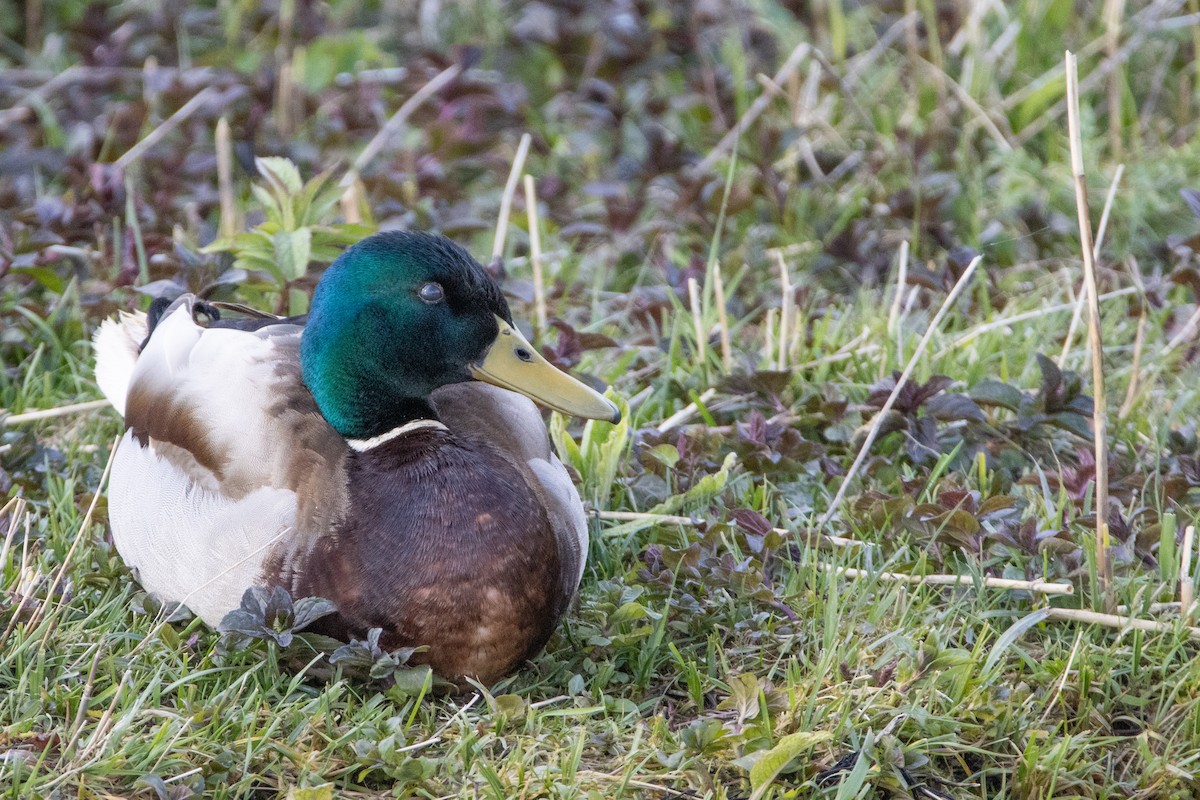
[274,427,565,687]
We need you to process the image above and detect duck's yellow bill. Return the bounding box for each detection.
[471,316,621,423]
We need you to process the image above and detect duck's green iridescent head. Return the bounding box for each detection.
[300,231,619,440]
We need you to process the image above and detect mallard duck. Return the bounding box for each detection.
[94,231,620,686]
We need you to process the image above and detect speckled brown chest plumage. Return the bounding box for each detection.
[276,427,565,686]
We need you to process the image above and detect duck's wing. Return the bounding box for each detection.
[430,382,589,606]
[94,296,348,625]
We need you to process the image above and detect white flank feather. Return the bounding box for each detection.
[106,303,315,622]
[109,430,297,625]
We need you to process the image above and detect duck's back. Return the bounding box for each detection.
[97,298,348,625]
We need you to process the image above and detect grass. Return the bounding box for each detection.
[4,1,1200,797]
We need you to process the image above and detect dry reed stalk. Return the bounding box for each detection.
[1165,303,1200,353]
[1115,601,1182,615]
[2,399,112,425]
[142,57,159,120]
[596,509,861,548]
[216,117,237,239]
[1047,606,1200,639]
[1036,631,1085,727]
[687,276,706,366]
[694,42,811,174]
[0,497,25,580]
[819,563,1073,595]
[657,387,717,434]
[917,56,1014,151]
[948,285,1139,352]
[1065,49,1113,608]
[25,0,42,56]
[0,512,32,648]
[816,255,982,533]
[713,266,732,370]
[345,64,461,183]
[28,436,120,641]
[1105,0,1127,157]
[1059,163,1125,364]
[274,58,295,137]
[491,133,532,261]
[886,240,910,338]
[60,644,106,760]
[763,307,777,368]
[775,251,794,370]
[114,87,218,170]
[1118,310,1147,419]
[1013,1,1175,147]
[523,174,547,332]
[339,177,363,226]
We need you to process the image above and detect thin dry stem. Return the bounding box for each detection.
[575,771,692,798]
[76,669,133,763]
[948,285,1139,352]
[215,117,237,239]
[1046,607,1200,639]
[114,87,218,170]
[775,251,794,370]
[0,513,32,647]
[274,57,296,137]
[657,387,718,434]
[1059,163,1125,364]
[1105,0,1127,157]
[1165,303,1200,353]
[0,497,25,581]
[60,644,106,759]
[819,563,1073,595]
[345,64,461,183]
[688,276,706,366]
[596,509,861,548]
[917,55,1014,151]
[816,256,982,533]
[1066,49,1112,607]
[1115,601,1183,615]
[339,178,363,226]
[1037,631,1084,726]
[0,65,83,127]
[491,133,532,261]
[2,399,112,426]
[523,174,547,332]
[694,42,811,173]
[713,265,732,370]
[886,240,910,338]
[1118,310,1147,419]
[763,307,777,367]
[27,436,121,640]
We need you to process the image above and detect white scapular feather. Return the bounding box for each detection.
[92,311,148,417]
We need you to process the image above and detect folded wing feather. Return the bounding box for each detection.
[103,298,349,624]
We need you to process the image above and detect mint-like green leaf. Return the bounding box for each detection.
[274,228,313,280]
[748,730,831,799]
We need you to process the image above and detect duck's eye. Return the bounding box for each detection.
[418,282,445,304]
